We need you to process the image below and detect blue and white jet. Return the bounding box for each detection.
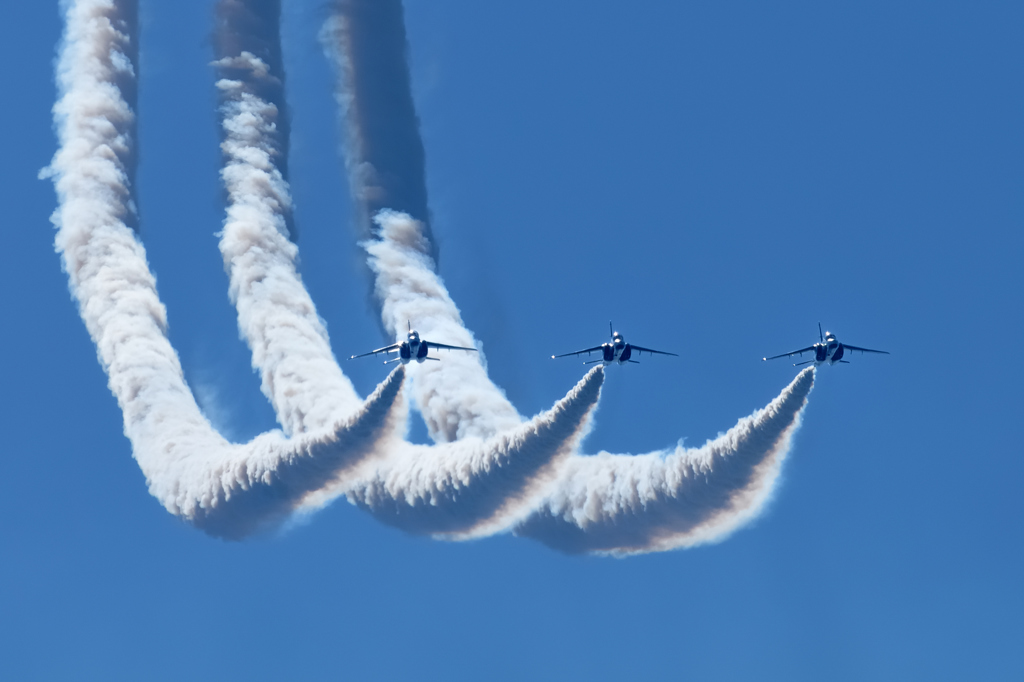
[350,325,477,365]
[552,322,678,365]
[763,324,889,367]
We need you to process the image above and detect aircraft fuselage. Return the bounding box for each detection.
[552,325,677,365]
[599,338,634,365]
[396,331,431,364]
[350,327,477,365]
[813,339,845,366]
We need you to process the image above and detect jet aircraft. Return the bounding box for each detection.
[763,324,889,366]
[350,325,477,365]
[552,323,678,365]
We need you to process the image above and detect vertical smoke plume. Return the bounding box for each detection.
[321,0,437,262]
[515,368,815,555]
[320,0,525,441]
[43,0,408,539]
[213,0,293,235]
[365,212,522,442]
[213,0,362,435]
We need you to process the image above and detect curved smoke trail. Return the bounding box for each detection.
[320,0,817,553]
[346,367,603,538]
[44,0,600,543]
[353,206,814,549]
[214,0,523,446]
[210,0,599,536]
[46,0,818,554]
[43,0,408,539]
[514,368,815,555]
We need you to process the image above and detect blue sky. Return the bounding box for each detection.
[2,1,1022,680]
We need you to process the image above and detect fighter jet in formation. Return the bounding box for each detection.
[763,324,889,367]
[350,324,477,365]
[552,323,678,365]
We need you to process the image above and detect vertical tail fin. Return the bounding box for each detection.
[818,322,823,343]
[609,321,614,339]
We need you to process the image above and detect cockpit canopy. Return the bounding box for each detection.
[825,332,836,342]
[408,330,420,343]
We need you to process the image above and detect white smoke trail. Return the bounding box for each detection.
[45,0,819,554]
[344,366,603,538]
[214,49,361,435]
[44,0,407,539]
[514,368,815,555]
[319,4,438,261]
[365,211,522,442]
[209,4,606,534]
[354,211,814,549]
[319,10,817,550]
[321,3,822,552]
[189,369,406,538]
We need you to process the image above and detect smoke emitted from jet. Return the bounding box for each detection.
[515,368,815,555]
[320,0,437,263]
[211,1,599,535]
[353,209,815,549]
[191,368,406,539]
[345,367,603,539]
[45,0,818,555]
[42,0,410,539]
[364,211,523,442]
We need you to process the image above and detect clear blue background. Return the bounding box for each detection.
[1,1,1021,680]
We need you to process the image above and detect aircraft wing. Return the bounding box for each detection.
[552,345,604,359]
[843,344,890,355]
[762,345,816,361]
[349,343,400,360]
[630,344,678,357]
[425,340,477,352]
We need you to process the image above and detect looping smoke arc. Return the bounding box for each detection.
[514,368,813,555]
[44,0,815,555]
[346,366,604,539]
[42,0,410,540]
